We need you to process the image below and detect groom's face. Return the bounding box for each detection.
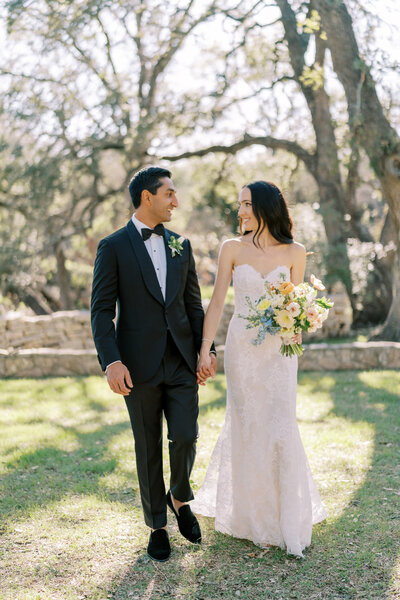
[148,177,178,223]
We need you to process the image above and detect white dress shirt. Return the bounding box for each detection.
[131,214,167,300]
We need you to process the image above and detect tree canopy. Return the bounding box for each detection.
[0,0,399,336]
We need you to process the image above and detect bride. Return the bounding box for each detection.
[193,180,327,557]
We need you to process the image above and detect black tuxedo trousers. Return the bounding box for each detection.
[91,221,207,527]
[125,332,198,528]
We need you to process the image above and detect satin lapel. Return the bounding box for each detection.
[126,220,164,306]
[164,230,181,307]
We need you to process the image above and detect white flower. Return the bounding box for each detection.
[306,290,315,303]
[306,306,319,321]
[296,286,307,297]
[319,307,329,321]
[286,301,301,317]
[168,235,184,257]
[271,293,284,308]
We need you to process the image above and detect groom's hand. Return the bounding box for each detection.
[106,362,133,395]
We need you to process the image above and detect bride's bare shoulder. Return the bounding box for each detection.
[218,237,243,264]
[220,237,242,252]
[288,241,306,257]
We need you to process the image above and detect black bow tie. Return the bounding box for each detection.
[141,223,165,241]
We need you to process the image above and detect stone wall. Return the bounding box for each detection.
[0,348,99,378]
[1,283,352,352]
[1,306,397,378]
[0,311,94,351]
[1,342,399,378]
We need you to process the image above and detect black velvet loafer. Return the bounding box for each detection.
[166,490,201,544]
[147,529,171,562]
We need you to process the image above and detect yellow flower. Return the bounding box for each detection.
[279,281,295,295]
[257,299,271,311]
[275,310,295,329]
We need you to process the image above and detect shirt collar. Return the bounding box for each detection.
[132,213,148,233]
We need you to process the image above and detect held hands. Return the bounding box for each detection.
[196,352,217,385]
[106,362,133,395]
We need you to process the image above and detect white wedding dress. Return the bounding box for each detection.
[192,264,327,557]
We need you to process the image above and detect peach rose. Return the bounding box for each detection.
[279,281,295,295]
[310,274,326,291]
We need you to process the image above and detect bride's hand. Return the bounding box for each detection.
[197,352,212,385]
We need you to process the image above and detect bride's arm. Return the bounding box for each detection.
[290,242,306,285]
[197,240,237,376]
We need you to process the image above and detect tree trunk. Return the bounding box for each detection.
[313,0,400,338]
[55,244,73,310]
[21,288,52,315]
[374,247,400,340]
[276,0,355,307]
[354,210,395,327]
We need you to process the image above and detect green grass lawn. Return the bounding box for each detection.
[0,372,399,600]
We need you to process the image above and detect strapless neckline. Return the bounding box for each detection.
[233,263,290,280]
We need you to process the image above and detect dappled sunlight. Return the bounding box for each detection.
[0,422,79,462]
[106,428,134,457]
[390,555,400,599]
[1,374,398,598]
[299,373,337,392]
[315,427,375,517]
[371,402,386,412]
[2,493,145,600]
[198,374,227,412]
[297,388,334,423]
[297,374,377,520]
[358,370,400,395]
[97,470,138,497]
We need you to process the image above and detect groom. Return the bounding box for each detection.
[91,166,216,561]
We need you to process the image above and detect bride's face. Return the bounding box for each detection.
[238,187,258,232]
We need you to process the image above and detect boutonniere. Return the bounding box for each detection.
[168,235,184,257]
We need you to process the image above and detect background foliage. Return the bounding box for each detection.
[0,0,399,336]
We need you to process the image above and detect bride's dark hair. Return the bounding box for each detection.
[240,180,294,246]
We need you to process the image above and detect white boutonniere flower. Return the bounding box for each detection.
[168,235,184,257]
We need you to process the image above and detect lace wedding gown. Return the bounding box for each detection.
[192,264,327,557]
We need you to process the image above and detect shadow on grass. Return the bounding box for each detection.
[0,377,139,524]
[106,371,399,600]
[2,373,399,599]
[280,371,400,599]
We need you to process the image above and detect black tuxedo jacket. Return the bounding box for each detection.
[91,220,208,383]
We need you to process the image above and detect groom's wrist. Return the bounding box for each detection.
[106,360,122,372]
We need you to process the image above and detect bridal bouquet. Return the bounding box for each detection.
[239,273,334,357]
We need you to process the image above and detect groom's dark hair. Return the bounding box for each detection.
[129,166,172,208]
